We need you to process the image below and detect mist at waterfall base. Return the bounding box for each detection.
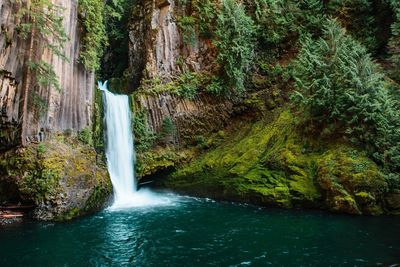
[100,81,175,209]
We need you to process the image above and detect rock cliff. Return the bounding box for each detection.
[0,0,94,149]
[0,0,110,222]
[128,0,227,145]
[129,0,216,84]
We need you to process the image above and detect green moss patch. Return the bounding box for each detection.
[0,136,112,221]
[163,108,391,215]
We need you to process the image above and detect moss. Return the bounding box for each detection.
[137,147,195,178]
[55,208,80,222]
[0,137,111,221]
[163,108,392,215]
[317,147,387,215]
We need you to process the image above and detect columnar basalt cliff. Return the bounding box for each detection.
[129,0,227,141]
[0,0,111,221]
[129,0,217,84]
[0,0,94,149]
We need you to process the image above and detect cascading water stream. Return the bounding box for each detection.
[99,81,176,209]
[100,81,137,207]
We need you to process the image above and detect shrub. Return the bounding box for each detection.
[78,0,107,70]
[254,0,299,46]
[133,111,157,152]
[177,16,197,46]
[205,76,225,95]
[292,19,400,173]
[215,0,256,93]
[176,72,200,100]
[195,0,218,38]
[388,0,400,81]
[159,117,176,140]
[78,127,93,145]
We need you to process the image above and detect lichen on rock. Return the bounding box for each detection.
[0,135,112,221]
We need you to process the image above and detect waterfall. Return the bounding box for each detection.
[99,81,176,209]
[100,81,137,207]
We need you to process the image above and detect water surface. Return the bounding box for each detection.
[1,193,399,266]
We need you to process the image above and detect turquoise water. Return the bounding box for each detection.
[0,193,399,266]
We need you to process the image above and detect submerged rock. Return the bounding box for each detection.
[0,136,112,221]
[161,109,397,215]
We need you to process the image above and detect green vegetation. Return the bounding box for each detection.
[78,127,93,146]
[101,0,134,80]
[292,19,400,175]
[254,0,298,46]
[132,111,157,153]
[164,109,390,215]
[0,137,111,221]
[17,0,68,91]
[195,0,218,38]
[159,117,176,141]
[177,16,197,46]
[326,0,379,52]
[214,0,256,92]
[78,0,107,70]
[138,71,219,99]
[388,0,400,81]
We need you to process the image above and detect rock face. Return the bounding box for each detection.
[0,138,112,221]
[129,0,216,85]
[134,92,234,142]
[0,1,110,221]
[162,109,399,215]
[0,0,94,149]
[129,0,226,144]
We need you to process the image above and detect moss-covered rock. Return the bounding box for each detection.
[162,108,396,215]
[0,136,112,221]
[137,147,194,178]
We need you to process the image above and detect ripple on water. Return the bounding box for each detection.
[0,195,399,267]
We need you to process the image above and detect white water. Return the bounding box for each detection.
[99,81,176,210]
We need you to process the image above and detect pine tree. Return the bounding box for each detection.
[215,0,256,93]
[292,19,400,173]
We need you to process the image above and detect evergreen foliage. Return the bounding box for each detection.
[292,19,400,174]
[327,0,379,52]
[214,0,256,93]
[132,111,157,152]
[195,0,218,38]
[78,0,107,70]
[101,0,134,80]
[17,0,68,92]
[388,0,400,81]
[159,117,176,140]
[254,0,298,46]
[177,16,197,46]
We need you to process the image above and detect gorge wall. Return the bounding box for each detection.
[128,0,230,141]
[129,0,216,83]
[0,0,94,149]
